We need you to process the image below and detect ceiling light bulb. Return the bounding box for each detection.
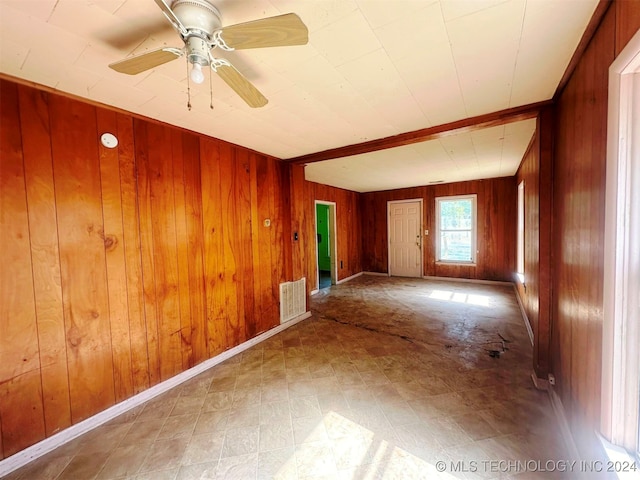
[190,63,205,84]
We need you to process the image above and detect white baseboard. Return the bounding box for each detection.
[0,311,311,477]
[548,384,582,465]
[422,275,513,286]
[310,289,320,296]
[513,285,534,346]
[336,271,363,284]
[363,271,389,277]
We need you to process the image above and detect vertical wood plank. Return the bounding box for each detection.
[49,94,115,423]
[97,109,134,403]
[17,85,71,437]
[172,130,194,370]
[615,0,640,55]
[134,120,161,386]
[200,138,226,355]
[289,165,306,282]
[249,155,265,333]
[575,46,593,422]
[218,143,241,349]
[117,114,149,393]
[182,133,207,365]
[0,79,46,458]
[278,161,293,283]
[236,149,254,341]
[586,10,612,425]
[267,158,283,328]
[147,123,182,380]
[259,156,278,331]
[0,373,45,458]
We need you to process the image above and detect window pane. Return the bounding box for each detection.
[517,181,525,275]
[440,230,472,261]
[440,199,472,230]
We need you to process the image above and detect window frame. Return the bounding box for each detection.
[435,194,477,265]
[517,180,525,283]
[602,29,640,462]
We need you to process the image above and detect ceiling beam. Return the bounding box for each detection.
[287,100,552,165]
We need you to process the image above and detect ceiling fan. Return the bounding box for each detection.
[109,0,309,108]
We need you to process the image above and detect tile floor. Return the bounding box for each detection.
[5,276,569,479]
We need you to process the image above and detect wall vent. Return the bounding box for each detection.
[279,278,306,323]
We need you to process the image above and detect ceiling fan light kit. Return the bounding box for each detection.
[108,0,308,108]
[190,62,205,84]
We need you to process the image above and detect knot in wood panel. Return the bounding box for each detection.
[67,324,83,347]
[103,234,118,251]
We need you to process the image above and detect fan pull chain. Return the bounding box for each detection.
[209,67,214,110]
[185,59,192,111]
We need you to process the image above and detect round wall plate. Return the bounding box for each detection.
[100,133,118,149]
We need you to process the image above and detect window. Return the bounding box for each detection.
[435,194,477,264]
[517,181,525,282]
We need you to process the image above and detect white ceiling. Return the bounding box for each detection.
[0,0,597,193]
[305,118,536,192]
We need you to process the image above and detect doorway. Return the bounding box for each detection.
[388,199,423,277]
[315,201,337,290]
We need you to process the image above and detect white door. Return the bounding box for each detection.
[388,200,422,277]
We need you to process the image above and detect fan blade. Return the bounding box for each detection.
[109,48,182,75]
[215,64,268,108]
[218,13,308,50]
[153,0,188,36]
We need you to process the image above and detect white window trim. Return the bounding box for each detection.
[516,180,525,283]
[602,28,640,467]
[435,194,477,265]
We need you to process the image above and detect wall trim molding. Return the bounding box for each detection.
[363,271,389,277]
[0,311,312,477]
[513,285,534,346]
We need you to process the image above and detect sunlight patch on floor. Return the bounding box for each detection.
[429,290,491,307]
[273,410,465,479]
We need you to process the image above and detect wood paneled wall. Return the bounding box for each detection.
[549,0,639,459]
[289,164,362,291]
[515,107,553,378]
[0,80,290,459]
[515,136,540,341]
[360,177,517,282]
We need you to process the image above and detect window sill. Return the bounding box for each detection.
[435,261,477,267]
[596,432,639,479]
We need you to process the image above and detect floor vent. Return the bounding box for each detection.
[280,278,306,323]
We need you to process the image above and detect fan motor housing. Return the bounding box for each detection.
[186,36,209,66]
[171,0,221,34]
